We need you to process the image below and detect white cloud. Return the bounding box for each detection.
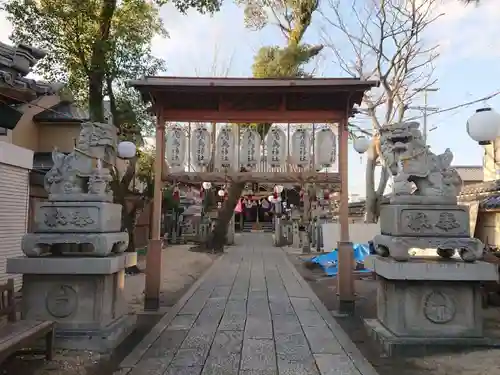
[152,4,256,76]
[429,0,500,61]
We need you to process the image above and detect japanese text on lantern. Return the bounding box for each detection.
[298,130,307,162]
[194,128,208,166]
[166,126,185,168]
[271,130,280,163]
[246,132,257,165]
[220,129,231,167]
[172,128,181,163]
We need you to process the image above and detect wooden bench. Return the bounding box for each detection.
[0,279,55,365]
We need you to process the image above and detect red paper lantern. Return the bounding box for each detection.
[173,187,180,201]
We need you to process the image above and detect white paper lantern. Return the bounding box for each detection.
[202,181,212,190]
[216,126,235,169]
[190,125,212,168]
[291,128,311,167]
[466,107,500,145]
[218,189,226,197]
[314,128,336,168]
[117,141,136,159]
[274,185,284,193]
[353,136,370,154]
[165,126,186,168]
[266,127,287,168]
[240,128,262,169]
[268,194,275,202]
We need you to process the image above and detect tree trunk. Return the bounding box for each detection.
[365,139,390,223]
[365,140,379,223]
[87,0,117,122]
[204,181,245,252]
[123,202,146,274]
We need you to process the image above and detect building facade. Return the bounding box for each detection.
[0,42,61,286]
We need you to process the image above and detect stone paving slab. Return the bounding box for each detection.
[118,234,379,375]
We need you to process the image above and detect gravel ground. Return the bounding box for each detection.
[0,245,218,375]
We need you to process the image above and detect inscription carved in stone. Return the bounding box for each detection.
[405,212,432,232]
[45,284,78,318]
[435,212,460,232]
[423,291,456,324]
[44,209,95,228]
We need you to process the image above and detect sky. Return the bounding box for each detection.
[1,0,499,197]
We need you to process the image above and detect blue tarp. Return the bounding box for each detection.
[308,243,372,277]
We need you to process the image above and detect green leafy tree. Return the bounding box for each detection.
[203,0,322,252]
[4,0,220,253]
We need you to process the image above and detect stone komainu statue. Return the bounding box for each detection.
[370,121,483,263]
[22,121,128,257]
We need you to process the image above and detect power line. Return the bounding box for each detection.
[408,87,439,144]
[406,89,500,122]
[350,89,500,137]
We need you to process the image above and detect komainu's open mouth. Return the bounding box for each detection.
[390,136,412,143]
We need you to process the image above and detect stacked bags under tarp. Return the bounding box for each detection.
[307,243,372,277]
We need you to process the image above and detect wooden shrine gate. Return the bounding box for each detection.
[129,76,378,312]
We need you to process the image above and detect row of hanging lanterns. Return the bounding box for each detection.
[165,125,371,170]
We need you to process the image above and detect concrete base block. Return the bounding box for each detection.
[366,255,499,354]
[377,276,484,338]
[55,313,137,352]
[364,318,500,357]
[8,253,137,352]
[365,255,498,281]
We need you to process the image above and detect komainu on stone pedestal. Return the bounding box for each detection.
[21,121,129,257]
[8,121,137,352]
[372,121,484,262]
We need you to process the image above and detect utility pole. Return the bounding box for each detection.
[410,88,439,144]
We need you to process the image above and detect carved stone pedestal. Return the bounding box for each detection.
[364,256,500,356]
[373,204,483,262]
[22,200,129,257]
[7,253,137,352]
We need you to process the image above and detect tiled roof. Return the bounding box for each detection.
[0,42,58,103]
[34,101,87,122]
[34,100,112,123]
[480,195,500,210]
[459,180,500,197]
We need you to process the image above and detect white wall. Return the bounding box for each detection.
[322,222,380,250]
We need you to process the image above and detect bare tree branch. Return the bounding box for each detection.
[321,0,440,222]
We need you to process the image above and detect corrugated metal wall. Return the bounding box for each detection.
[0,164,29,289]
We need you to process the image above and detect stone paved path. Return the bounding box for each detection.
[119,234,379,375]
